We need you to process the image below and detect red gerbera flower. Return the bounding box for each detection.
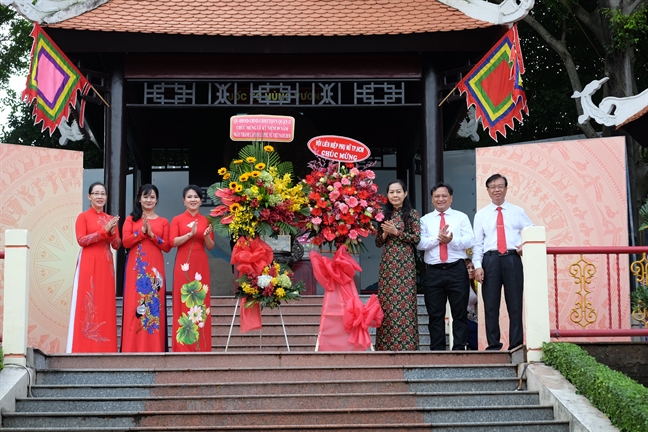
[343,186,356,196]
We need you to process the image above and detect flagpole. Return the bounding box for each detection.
[89,85,111,108]
[438,84,458,107]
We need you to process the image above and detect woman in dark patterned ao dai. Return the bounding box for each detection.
[375,180,421,350]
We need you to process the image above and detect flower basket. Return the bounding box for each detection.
[207,141,310,241]
[235,261,306,310]
[300,160,386,254]
[229,236,306,335]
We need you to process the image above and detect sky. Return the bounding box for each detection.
[0,74,26,129]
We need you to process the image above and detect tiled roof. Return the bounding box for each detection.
[47,0,492,36]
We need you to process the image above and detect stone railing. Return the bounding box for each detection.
[1,229,30,367]
[520,226,551,362]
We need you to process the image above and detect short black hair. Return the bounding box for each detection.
[431,182,453,196]
[88,182,105,195]
[183,184,203,200]
[485,173,508,187]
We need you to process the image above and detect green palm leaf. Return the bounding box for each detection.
[639,200,648,231]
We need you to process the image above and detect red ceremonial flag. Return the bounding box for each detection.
[457,24,528,141]
[22,23,90,135]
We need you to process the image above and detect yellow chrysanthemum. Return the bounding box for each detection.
[223,173,231,180]
[246,156,256,163]
[239,173,250,182]
[229,182,238,190]
[250,171,260,178]
[218,167,227,176]
[235,185,243,193]
[264,145,274,152]
[255,162,266,170]
[233,159,243,165]
[241,282,259,296]
[275,287,286,298]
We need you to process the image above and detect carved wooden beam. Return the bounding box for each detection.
[1,0,109,24]
[573,77,648,127]
[440,0,534,25]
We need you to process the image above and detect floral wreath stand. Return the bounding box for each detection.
[310,246,383,352]
[224,300,291,352]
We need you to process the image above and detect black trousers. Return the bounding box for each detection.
[423,260,469,350]
[482,252,524,350]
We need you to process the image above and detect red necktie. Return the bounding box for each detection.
[439,212,448,262]
[496,206,507,254]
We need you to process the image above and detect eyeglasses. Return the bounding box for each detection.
[90,192,107,196]
[487,185,506,190]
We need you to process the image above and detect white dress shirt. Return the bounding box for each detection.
[472,201,534,269]
[417,207,474,265]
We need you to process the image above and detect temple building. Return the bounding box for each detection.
[5,0,533,217]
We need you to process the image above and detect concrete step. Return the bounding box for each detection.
[35,364,518,386]
[5,347,570,432]
[0,421,570,431]
[1,405,555,428]
[211,333,317,345]
[116,295,327,306]
[210,304,326,314]
[15,391,540,412]
[212,344,318,352]
[212,323,321,334]
[116,294,434,352]
[41,351,515,370]
[420,421,570,432]
[30,378,526,398]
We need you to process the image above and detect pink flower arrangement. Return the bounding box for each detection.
[301,161,386,253]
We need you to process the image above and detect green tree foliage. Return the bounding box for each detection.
[0,6,31,88]
[0,5,102,168]
[447,0,605,148]
[449,1,648,241]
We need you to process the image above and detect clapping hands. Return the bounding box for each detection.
[105,216,120,235]
[141,214,155,239]
[438,224,453,244]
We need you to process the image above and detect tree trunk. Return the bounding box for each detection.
[597,1,648,244]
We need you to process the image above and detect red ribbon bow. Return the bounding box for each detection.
[310,246,384,350]
[230,236,274,333]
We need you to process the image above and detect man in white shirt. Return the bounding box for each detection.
[417,183,474,350]
[473,173,533,350]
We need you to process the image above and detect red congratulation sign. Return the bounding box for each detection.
[307,135,371,162]
[230,115,295,142]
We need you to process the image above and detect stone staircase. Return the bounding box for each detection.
[114,295,433,351]
[0,296,571,431]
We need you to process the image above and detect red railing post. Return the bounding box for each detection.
[546,245,648,339]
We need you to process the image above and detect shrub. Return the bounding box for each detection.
[543,342,648,432]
